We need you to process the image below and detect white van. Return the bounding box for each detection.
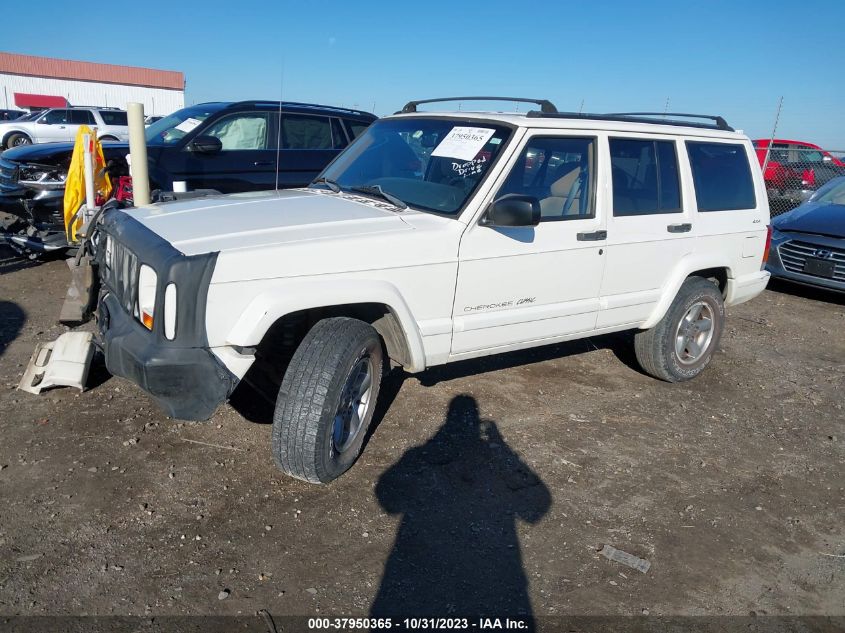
[92,97,771,483]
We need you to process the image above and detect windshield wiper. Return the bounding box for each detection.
[349,184,407,210]
[310,177,341,193]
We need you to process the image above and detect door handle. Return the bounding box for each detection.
[667,223,692,233]
[254,161,274,166]
[577,230,607,241]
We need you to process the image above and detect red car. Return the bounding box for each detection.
[753,138,845,195]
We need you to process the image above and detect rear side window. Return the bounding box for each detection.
[686,142,756,211]
[99,110,128,126]
[282,115,332,150]
[610,138,682,216]
[70,110,96,125]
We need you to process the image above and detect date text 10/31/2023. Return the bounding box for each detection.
[307,617,530,630]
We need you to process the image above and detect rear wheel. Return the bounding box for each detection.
[271,317,383,483]
[6,133,31,149]
[634,277,725,382]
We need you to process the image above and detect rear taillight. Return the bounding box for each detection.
[762,225,773,269]
[801,168,815,187]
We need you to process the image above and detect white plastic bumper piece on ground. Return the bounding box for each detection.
[18,332,95,395]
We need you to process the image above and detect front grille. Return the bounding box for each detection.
[101,234,139,315]
[0,160,18,187]
[778,240,845,281]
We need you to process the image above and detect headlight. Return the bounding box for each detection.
[137,264,157,330]
[18,164,67,189]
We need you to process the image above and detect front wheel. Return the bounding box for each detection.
[271,317,383,483]
[6,133,31,149]
[634,277,725,382]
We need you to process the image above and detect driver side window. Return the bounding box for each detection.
[43,109,70,125]
[202,112,270,150]
[497,136,596,221]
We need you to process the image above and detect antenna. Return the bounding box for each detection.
[762,96,784,174]
[275,61,284,192]
[663,96,670,116]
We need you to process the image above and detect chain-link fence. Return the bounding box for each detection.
[754,142,845,216]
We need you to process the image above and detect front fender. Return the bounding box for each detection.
[640,255,732,329]
[223,278,427,373]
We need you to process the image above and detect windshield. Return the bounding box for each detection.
[813,177,845,205]
[144,104,226,146]
[316,118,512,215]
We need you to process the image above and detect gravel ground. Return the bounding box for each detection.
[0,244,843,625]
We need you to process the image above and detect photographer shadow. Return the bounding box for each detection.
[371,395,551,622]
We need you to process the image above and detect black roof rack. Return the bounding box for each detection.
[605,112,732,131]
[525,110,733,131]
[228,100,375,118]
[399,96,558,114]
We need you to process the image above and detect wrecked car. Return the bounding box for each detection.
[0,100,376,256]
[86,97,772,484]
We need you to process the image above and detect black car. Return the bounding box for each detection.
[0,109,26,121]
[0,100,376,254]
[767,176,845,293]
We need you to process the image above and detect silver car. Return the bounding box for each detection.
[0,107,129,149]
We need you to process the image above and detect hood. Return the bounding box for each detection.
[124,189,415,256]
[774,201,845,239]
[1,141,130,165]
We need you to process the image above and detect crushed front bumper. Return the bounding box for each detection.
[97,293,235,420]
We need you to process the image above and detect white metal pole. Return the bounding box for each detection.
[81,133,96,221]
[127,102,151,206]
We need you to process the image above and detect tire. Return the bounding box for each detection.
[6,133,31,149]
[634,276,725,382]
[271,317,383,483]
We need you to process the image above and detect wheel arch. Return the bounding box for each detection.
[641,258,732,330]
[225,281,426,373]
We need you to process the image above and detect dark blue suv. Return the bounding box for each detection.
[0,100,376,254]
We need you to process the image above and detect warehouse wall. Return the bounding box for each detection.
[0,74,184,116]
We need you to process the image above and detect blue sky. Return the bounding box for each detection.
[6,0,845,147]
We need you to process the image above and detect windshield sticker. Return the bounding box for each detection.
[451,154,488,177]
[174,117,202,134]
[431,127,496,161]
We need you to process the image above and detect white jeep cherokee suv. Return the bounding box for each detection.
[0,106,129,149]
[91,97,771,483]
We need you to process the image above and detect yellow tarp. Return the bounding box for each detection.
[63,126,112,243]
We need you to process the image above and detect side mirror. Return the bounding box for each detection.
[187,135,222,154]
[823,155,832,162]
[481,194,541,228]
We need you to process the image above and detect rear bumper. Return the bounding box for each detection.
[97,292,236,420]
[725,270,770,306]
